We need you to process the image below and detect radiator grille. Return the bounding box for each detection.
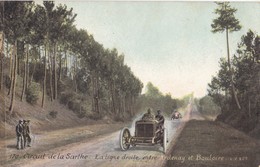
[136,124,153,137]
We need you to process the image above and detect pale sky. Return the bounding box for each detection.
[54,1,259,98]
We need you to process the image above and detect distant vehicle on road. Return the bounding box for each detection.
[171,111,182,120]
[119,118,168,153]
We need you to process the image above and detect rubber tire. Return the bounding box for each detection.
[119,127,131,151]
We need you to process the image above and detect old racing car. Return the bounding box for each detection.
[119,118,168,153]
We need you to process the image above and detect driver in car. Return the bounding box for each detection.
[142,108,155,120]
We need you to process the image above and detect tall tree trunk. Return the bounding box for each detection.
[41,46,47,108]
[130,95,134,116]
[91,74,95,112]
[74,55,77,93]
[29,47,38,85]
[113,82,117,114]
[118,94,122,116]
[91,73,100,114]
[248,98,251,118]
[65,50,67,76]
[53,44,57,99]
[120,94,125,117]
[0,52,3,91]
[132,96,135,116]
[109,80,116,113]
[17,56,20,75]
[48,49,53,102]
[26,45,29,89]
[0,32,4,91]
[128,95,131,116]
[94,78,98,113]
[226,28,241,110]
[108,94,111,113]
[114,83,119,115]
[8,43,12,77]
[29,61,36,85]
[9,40,17,114]
[8,45,13,95]
[69,55,72,78]
[58,48,62,82]
[124,95,127,115]
[21,44,28,101]
[125,95,129,115]
[95,75,100,114]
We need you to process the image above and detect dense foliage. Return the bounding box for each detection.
[208,30,260,132]
[25,81,40,105]
[0,1,143,119]
[137,82,192,116]
[197,95,221,116]
[209,2,259,133]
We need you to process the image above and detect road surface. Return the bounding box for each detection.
[3,104,194,167]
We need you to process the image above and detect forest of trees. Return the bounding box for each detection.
[137,82,193,116]
[2,1,258,131]
[208,2,260,133]
[0,1,144,119]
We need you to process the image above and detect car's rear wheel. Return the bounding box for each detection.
[119,127,131,150]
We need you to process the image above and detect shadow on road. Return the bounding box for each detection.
[6,144,16,149]
[114,145,163,153]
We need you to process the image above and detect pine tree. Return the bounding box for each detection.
[211,2,242,109]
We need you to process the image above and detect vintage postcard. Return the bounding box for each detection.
[0,1,259,167]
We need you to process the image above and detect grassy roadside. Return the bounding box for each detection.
[165,120,260,167]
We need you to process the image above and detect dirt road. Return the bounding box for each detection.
[2,105,193,167]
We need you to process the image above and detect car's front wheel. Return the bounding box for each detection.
[119,127,131,151]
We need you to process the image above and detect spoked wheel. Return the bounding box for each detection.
[163,128,167,153]
[119,127,131,151]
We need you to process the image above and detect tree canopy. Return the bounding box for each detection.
[208,29,260,132]
[1,1,143,118]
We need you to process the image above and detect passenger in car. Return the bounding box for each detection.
[155,110,165,128]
